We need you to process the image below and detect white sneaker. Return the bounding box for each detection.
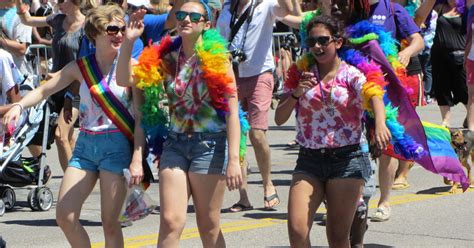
[371,206,391,222]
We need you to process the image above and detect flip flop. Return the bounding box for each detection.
[228,203,254,213]
[263,191,280,210]
[392,181,410,190]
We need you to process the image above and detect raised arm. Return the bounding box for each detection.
[16,0,50,27]
[164,0,185,30]
[274,0,303,29]
[414,0,436,27]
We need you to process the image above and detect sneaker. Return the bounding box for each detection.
[371,206,391,222]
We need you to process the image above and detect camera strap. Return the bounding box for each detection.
[228,0,256,46]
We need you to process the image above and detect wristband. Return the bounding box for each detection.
[11,103,24,112]
[291,93,300,100]
[64,91,75,100]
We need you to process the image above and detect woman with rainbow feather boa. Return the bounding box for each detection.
[276,14,391,247]
[116,1,247,247]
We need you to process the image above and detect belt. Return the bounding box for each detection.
[301,144,360,155]
[167,131,226,141]
[79,128,121,135]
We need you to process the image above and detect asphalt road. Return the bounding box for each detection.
[1,103,473,247]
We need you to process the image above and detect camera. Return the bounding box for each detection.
[231,49,247,64]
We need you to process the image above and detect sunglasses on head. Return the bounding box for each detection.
[106,25,126,36]
[305,36,335,47]
[175,11,206,23]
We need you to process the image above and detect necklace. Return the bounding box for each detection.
[173,45,197,98]
[316,59,341,117]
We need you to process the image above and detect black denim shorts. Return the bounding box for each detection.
[294,144,371,183]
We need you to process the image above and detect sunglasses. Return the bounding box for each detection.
[58,0,64,3]
[175,11,206,23]
[106,25,126,36]
[305,36,334,47]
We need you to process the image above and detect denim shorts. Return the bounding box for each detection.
[159,132,228,175]
[69,130,131,175]
[294,144,371,183]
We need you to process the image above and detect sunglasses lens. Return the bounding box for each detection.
[106,26,119,34]
[306,36,331,47]
[175,11,187,21]
[189,13,203,23]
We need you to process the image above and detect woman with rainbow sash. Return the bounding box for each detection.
[3,4,145,247]
[275,14,391,247]
[117,1,243,247]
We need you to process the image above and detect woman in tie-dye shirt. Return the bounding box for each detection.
[275,15,391,247]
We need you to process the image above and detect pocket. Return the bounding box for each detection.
[333,149,362,160]
[201,140,217,149]
[449,51,464,65]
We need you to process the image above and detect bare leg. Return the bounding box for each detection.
[467,85,474,131]
[439,105,451,127]
[188,172,227,248]
[230,160,252,211]
[99,171,127,248]
[325,178,364,248]
[249,129,278,208]
[27,145,42,157]
[393,161,414,189]
[55,108,79,172]
[377,155,397,209]
[287,174,324,248]
[157,168,191,247]
[56,167,98,248]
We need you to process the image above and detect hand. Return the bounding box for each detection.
[126,9,146,42]
[3,104,22,130]
[62,97,73,124]
[398,50,411,67]
[293,72,316,98]
[374,122,391,150]
[128,159,144,187]
[226,159,242,191]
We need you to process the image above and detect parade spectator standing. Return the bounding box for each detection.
[216,0,301,212]
[0,48,22,114]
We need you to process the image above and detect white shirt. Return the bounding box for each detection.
[0,49,22,105]
[217,0,278,77]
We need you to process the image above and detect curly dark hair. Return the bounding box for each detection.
[306,14,344,38]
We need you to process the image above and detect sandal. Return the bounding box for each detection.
[392,181,410,190]
[263,191,280,210]
[228,203,254,213]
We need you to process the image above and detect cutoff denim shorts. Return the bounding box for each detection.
[294,144,371,183]
[69,130,131,175]
[159,131,228,175]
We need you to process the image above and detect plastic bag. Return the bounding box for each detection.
[119,169,157,224]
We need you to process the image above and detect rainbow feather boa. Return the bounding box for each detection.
[345,21,426,159]
[133,29,250,162]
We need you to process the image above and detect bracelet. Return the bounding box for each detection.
[11,103,24,112]
[64,91,74,100]
[291,93,300,100]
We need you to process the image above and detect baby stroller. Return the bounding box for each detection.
[0,45,55,216]
[0,99,53,216]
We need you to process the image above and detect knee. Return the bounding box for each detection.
[196,214,220,235]
[56,205,76,231]
[160,212,186,234]
[101,215,121,237]
[327,227,350,247]
[287,219,309,246]
[249,130,265,146]
[54,126,70,144]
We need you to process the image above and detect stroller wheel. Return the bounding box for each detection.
[36,187,53,211]
[0,199,5,216]
[0,187,16,211]
[27,189,40,211]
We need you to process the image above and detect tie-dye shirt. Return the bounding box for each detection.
[166,53,226,133]
[287,61,367,149]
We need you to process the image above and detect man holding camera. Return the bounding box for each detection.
[217,0,301,211]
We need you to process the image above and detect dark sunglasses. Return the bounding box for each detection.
[175,11,206,23]
[305,36,334,47]
[106,25,126,36]
[58,0,64,3]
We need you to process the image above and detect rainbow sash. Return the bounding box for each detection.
[77,54,135,141]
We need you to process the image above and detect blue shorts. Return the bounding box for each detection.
[159,132,228,175]
[294,144,371,183]
[69,130,131,175]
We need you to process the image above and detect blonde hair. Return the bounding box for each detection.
[84,4,125,44]
[80,0,100,14]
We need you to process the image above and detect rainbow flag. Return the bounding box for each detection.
[422,122,470,190]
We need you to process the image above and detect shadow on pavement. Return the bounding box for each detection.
[154,205,195,214]
[242,212,288,220]
[1,219,101,227]
[268,244,393,248]
[416,186,452,194]
[247,179,291,186]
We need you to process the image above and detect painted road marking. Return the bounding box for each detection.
[91,189,472,248]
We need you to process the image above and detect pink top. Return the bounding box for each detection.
[287,61,367,149]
